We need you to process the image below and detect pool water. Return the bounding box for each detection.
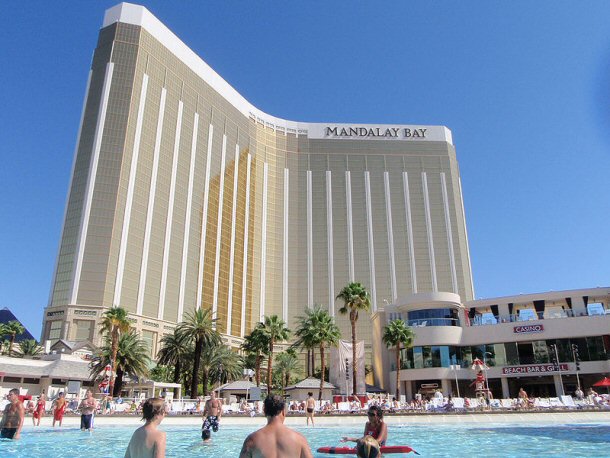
[1,422,608,457]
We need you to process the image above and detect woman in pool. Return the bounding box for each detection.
[125,398,166,458]
[341,405,388,447]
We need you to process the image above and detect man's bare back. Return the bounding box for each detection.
[240,394,313,458]
[240,422,312,458]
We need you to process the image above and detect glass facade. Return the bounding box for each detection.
[400,336,609,369]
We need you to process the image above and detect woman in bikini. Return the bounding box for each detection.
[32,393,46,426]
[341,405,388,447]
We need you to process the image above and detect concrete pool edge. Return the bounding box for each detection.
[22,411,610,429]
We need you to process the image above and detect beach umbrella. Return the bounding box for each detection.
[592,377,610,387]
[593,377,610,394]
[471,358,488,372]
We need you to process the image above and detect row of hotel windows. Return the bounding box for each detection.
[398,336,609,370]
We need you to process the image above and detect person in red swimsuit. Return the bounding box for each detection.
[32,393,46,426]
[52,392,67,427]
[341,405,388,447]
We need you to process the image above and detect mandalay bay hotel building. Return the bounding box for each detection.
[42,4,475,383]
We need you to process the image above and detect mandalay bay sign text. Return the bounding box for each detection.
[306,124,453,143]
[325,126,427,139]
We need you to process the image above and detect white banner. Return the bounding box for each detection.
[329,340,366,395]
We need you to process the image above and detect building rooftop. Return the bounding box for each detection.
[0,307,36,342]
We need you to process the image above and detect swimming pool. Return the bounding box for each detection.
[1,422,608,457]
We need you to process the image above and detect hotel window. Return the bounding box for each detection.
[141,330,157,358]
[533,341,549,363]
[504,342,519,365]
[518,309,537,321]
[413,347,423,369]
[48,321,62,341]
[73,320,93,341]
[586,336,606,361]
[587,302,606,316]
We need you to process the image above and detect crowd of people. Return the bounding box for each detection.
[2,385,609,457]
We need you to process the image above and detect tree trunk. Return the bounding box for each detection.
[306,349,311,376]
[190,337,203,397]
[9,334,15,357]
[202,369,209,396]
[311,348,315,377]
[395,342,401,399]
[113,368,124,397]
[267,339,274,392]
[319,344,325,400]
[173,359,181,397]
[109,328,119,396]
[255,354,262,386]
[351,314,357,395]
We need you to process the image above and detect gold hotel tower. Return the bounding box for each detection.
[42,3,474,362]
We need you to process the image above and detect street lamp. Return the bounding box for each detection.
[450,364,461,398]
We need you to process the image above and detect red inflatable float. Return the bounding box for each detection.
[317,445,419,455]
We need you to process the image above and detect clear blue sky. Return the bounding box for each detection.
[1,1,609,338]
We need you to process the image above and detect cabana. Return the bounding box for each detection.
[284,377,336,401]
[218,380,267,402]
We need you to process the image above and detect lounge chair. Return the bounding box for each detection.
[560,396,577,409]
[549,397,564,409]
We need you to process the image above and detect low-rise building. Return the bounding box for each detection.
[373,287,610,399]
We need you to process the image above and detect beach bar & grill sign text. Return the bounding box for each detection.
[502,364,569,375]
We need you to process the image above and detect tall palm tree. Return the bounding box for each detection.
[295,306,342,399]
[275,351,300,395]
[241,324,270,386]
[90,330,150,396]
[261,315,290,393]
[382,319,415,399]
[4,321,25,357]
[312,308,342,400]
[293,309,319,377]
[99,306,131,395]
[177,307,221,397]
[157,328,192,396]
[336,282,371,395]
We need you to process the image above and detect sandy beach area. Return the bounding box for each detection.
[24,410,610,429]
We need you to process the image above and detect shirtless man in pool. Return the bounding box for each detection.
[0,388,25,440]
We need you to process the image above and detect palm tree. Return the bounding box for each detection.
[0,323,8,354]
[293,309,319,377]
[177,307,221,397]
[204,344,243,395]
[261,315,290,393]
[4,321,25,357]
[157,328,192,396]
[275,351,300,395]
[313,308,342,400]
[90,330,150,396]
[336,282,371,395]
[241,324,270,386]
[17,339,43,357]
[295,306,342,399]
[99,306,131,395]
[382,319,415,399]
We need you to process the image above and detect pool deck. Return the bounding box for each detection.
[27,410,610,428]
